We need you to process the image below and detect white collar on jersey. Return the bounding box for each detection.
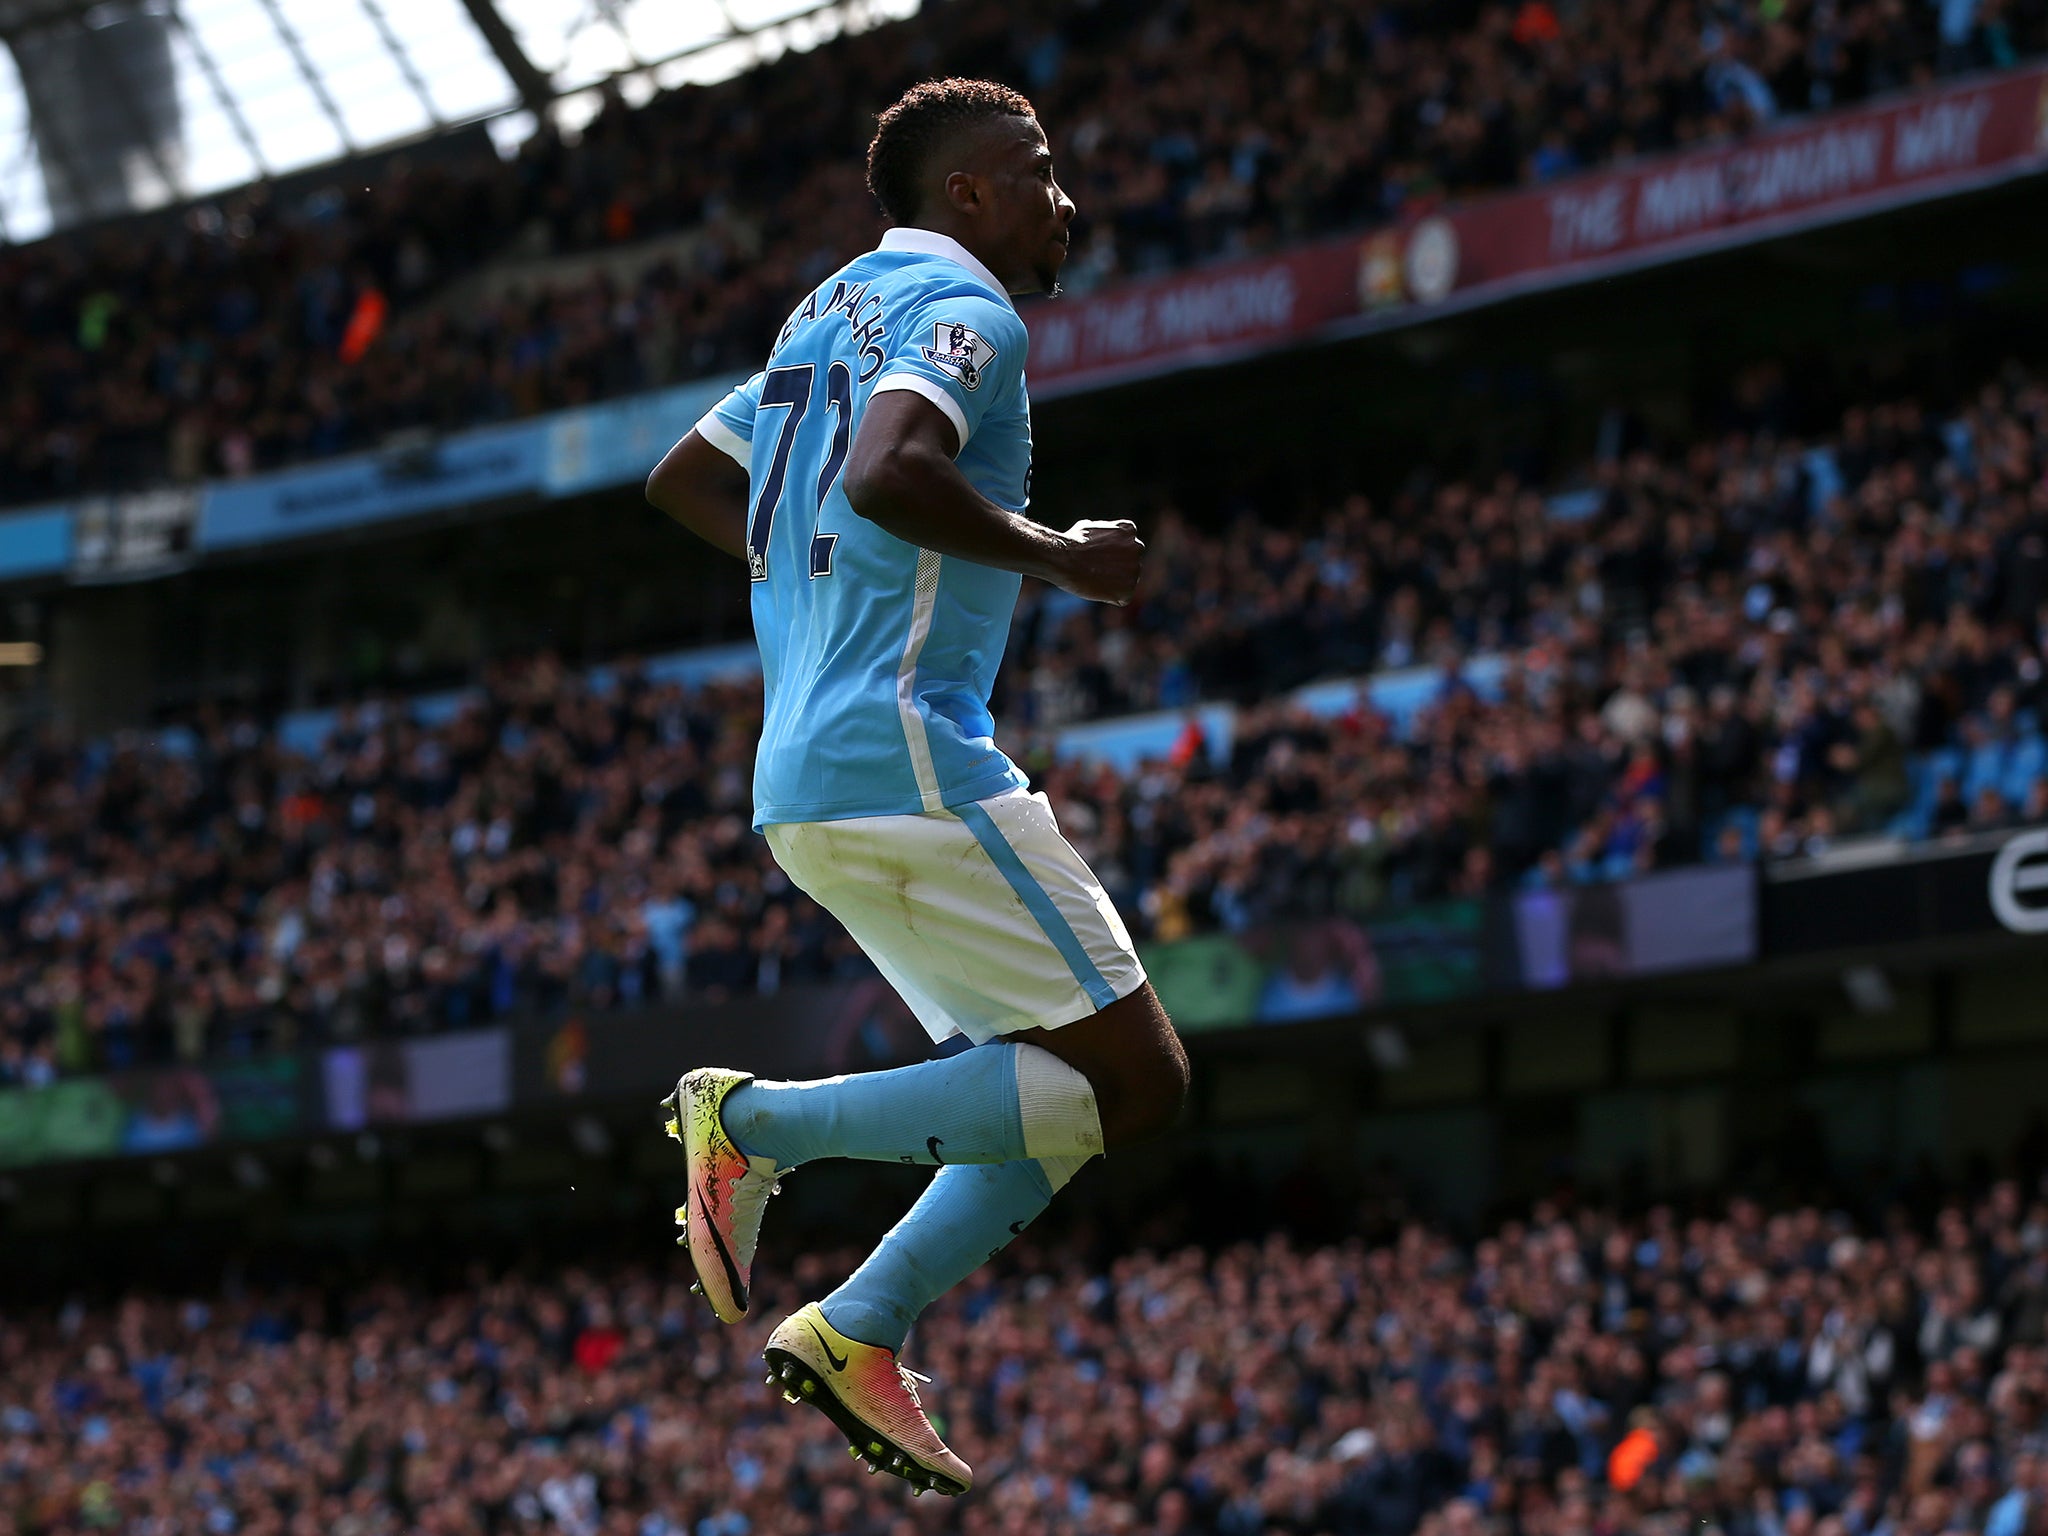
[877,227,1015,309]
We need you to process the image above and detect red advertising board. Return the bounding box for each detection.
[1025,65,2048,397]
[1026,241,1361,397]
[1440,63,2048,298]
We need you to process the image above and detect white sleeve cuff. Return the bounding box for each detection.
[871,372,971,454]
[693,410,750,466]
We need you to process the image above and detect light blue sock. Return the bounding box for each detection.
[822,1157,1080,1351]
[720,1042,1100,1170]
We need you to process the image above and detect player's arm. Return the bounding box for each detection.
[645,429,749,560]
[843,392,1141,604]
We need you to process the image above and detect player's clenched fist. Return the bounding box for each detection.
[1051,519,1145,605]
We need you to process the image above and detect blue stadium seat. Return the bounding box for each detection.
[1964,742,2007,803]
[1893,749,1961,839]
[1889,804,1932,840]
[1918,747,1963,809]
[2003,738,2046,808]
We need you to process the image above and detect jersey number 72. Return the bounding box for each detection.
[749,361,853,583]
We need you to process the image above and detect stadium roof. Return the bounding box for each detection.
[0,0,916,243]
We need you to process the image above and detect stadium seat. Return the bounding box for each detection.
[1889,804,1933,840]
[2003,738,2046,809]
[1965,742,2009,804]
[1918,748,1964,811]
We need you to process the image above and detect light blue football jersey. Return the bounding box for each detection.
[693,228,1036,829]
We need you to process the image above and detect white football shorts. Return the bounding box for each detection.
[765,787,1148,1045]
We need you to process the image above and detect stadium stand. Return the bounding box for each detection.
[10,1,2048,1530]
[4,363,2045,1081]
[9,1178,2048,1536]
[3,0,2044,506]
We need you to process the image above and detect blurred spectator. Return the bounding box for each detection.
[4,0,2044,504]
[8,363,2048,1077]
[14,1180,2048,1534]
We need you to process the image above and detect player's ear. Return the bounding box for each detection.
[940,168,981,215]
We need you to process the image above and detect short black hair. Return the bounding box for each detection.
[866,78,1036,225]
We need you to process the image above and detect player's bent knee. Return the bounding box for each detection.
[1104,1032,1189,1146]
[1031,988,1188,1147]
[1146,1032,1193,1133]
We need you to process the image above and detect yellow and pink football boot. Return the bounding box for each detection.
[763,1302,973,1496]
[661,1067,784,1324]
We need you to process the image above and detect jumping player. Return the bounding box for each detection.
[643,78,1189,1497]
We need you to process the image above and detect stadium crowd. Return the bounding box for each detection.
[6,0,2046,503]
[10,1178,2048,1536]
[3,360,2047,1081]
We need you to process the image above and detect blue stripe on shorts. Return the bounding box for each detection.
[954,801,1119,1011]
